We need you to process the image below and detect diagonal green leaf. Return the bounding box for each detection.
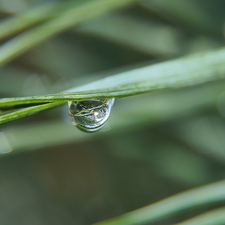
[94,180,225,225]
[0,0,137,66]
[1,47,225,108]
[2,80,225,152]
[178,207,225,225]
[0,1,80,40]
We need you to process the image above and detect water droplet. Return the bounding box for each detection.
[68,98,115,133]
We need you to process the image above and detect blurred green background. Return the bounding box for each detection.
[1,0,225,224]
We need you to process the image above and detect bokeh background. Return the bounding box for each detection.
[1,0,225,224]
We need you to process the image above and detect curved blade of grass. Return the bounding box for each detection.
[1,47,225,108]
[0,102,61,124]
[178,207,225,225]
[94,180,225,225]
[2,80,225,151]
[0,1,80,40]
[0,0,137,66]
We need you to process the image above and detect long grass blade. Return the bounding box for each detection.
[178,207,225,225]
[2,80,225,150]
[94,180,225,225]
[0,102,61,124]
[0,0,137,66]
[0,1,79,40]
[1,47,225,108]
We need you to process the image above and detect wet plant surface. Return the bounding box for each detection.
[1,0,225,224]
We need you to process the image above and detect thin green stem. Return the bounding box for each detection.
[1,47,225,108]
[0,102,61,124]
[0,1,79,40]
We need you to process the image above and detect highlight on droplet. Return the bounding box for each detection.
[68,98,115,133]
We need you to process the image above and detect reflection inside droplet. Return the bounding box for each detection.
[68,98,115,133]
